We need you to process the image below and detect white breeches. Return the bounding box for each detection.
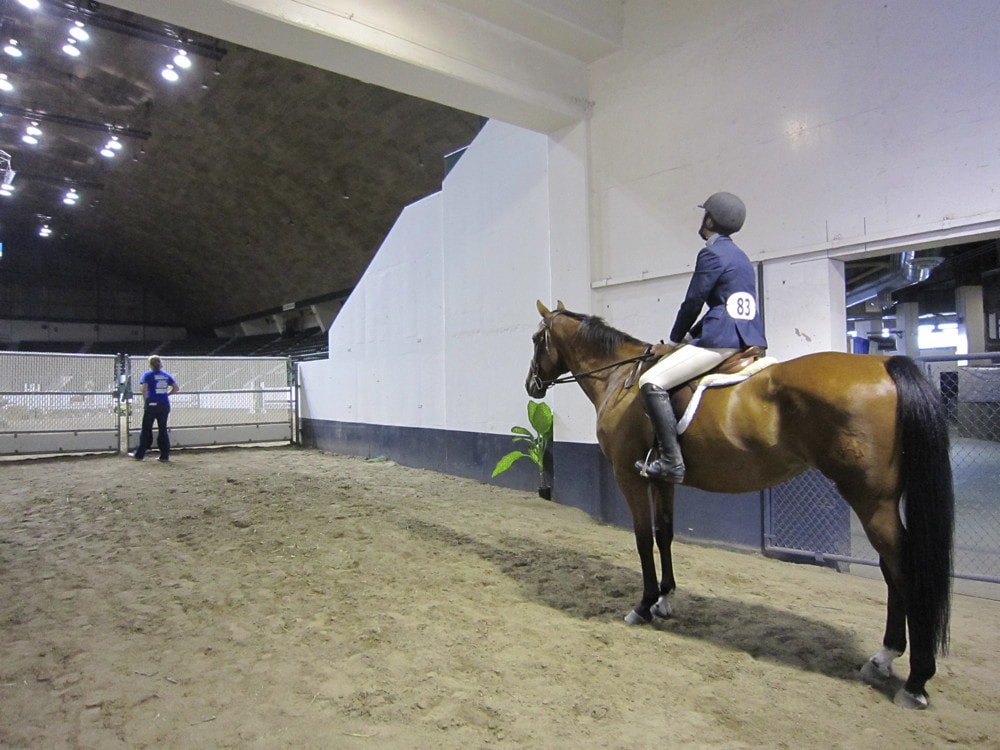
[638,344,738,391]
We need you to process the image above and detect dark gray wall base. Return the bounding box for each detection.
[301,418,763,549]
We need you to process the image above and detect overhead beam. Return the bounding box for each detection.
[105,0,617,133]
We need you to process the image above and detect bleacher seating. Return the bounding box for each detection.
[0,328,328,361]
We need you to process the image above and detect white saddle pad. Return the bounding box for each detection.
[677,357,779,434]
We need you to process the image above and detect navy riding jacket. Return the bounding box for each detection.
[669,235,768,350]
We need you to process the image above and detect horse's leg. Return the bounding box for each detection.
[617,471,661,625]
[857,502,932,708]
[860,558,907,682]
[650,482,676,618]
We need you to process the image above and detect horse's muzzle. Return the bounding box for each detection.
[526,370,547,399]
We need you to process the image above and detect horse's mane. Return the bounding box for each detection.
[556,310,646,358]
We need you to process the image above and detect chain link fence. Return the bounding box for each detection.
[124,355,295,452]
[766,354,1000,585]
[0,351,296,457]
[0,351,120,455]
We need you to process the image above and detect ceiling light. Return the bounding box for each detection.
[0,186,13,197]
[107,135,122,150]
[20,122,44,145]
[173,50,191,69]
[39,224,52,238]
[100,147,114,158]
[18,0,41,9]
[62,40,81,57]
[4,40,22,58]
[0,74,12,92]
[63,188,79,205]
[69,23,89,42]
[161,64,179,82]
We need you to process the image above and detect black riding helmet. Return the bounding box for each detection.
[699,192,746,235]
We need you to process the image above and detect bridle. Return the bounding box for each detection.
[529,315,655,392]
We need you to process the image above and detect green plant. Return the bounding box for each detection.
[491,400,553,487]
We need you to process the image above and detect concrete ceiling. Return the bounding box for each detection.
[0,0,483,331]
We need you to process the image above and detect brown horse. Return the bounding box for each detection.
[526,301,954,709]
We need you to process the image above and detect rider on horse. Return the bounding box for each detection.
[636,192,768,483]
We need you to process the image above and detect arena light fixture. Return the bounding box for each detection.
[100,134,123,158]
[161,63,179,82]
[69,22,89,42]
[63,188,79,205]
[18,0,41,9]
[3,39,22,58]
[22,122,41,144]
[173,49,191,69]
[0,73,12,92]
[62,39,81,57]
[38,223,52,238]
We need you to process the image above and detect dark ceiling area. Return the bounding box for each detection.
[0,0,483,332]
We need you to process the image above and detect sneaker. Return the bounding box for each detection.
[158,456,169,463]
[128,452,143,461]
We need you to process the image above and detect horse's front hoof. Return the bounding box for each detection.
[859,658,894,685]
[651,594,674,619]
[624,608,652,625]
[893,687,929,709]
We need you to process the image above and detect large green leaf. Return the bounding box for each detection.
[527,400,553,438]
[491,450,527,477]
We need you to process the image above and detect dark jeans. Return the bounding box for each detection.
[135,402,171,459]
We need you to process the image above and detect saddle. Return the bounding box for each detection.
[668,346,767,421]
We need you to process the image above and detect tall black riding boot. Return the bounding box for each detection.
[635,383,686,483]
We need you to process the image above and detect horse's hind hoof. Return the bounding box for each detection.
[893,687,929,709]
[624,609,652,625]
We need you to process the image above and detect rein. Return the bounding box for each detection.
[540,349,655,389]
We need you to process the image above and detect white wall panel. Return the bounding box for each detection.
[442,123,553,435]
[299,194,446,427]
[589,0,1000,297]
[300,121,564,437]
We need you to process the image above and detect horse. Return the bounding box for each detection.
[525,300,954,709]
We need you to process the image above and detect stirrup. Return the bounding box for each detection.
[635,448,657,478]
[635,451,685,483]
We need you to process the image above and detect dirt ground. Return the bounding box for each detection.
[1,446,997,749]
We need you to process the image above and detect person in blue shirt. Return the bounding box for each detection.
[636,192,767,483]
[130,355,179,462]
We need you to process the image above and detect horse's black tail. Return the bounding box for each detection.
[885,355,954,655]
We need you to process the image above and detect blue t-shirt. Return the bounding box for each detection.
[140,369,176,407]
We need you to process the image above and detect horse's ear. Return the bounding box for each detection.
[536,300,551,317]
[556,300,566,310]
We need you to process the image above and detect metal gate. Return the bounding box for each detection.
[0,351,295,457]
[765,354,1000,584]
[124,355,295,452]
[0,351,120,456]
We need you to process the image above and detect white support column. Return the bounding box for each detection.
[762,256,847,360]
[896,301,920,357]
[956,285,986,357]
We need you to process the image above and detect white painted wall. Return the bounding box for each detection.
[587,0,1000,359]
[304,0,1000,449]
[299,121,562,435]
